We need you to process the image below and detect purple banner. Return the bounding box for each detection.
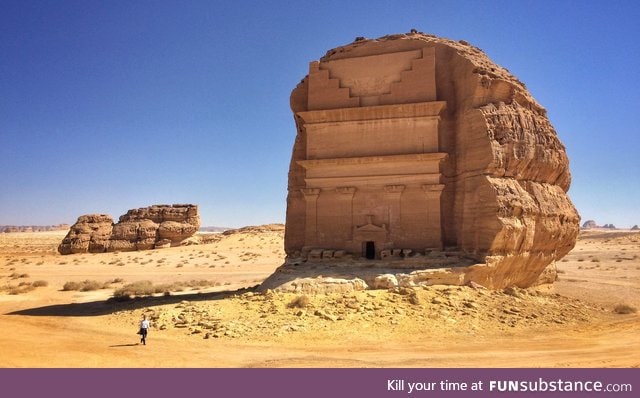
[0,368,637,398]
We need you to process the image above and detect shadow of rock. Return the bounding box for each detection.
[6,287,256,317]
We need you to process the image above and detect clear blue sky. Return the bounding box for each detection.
[1,0,639,228]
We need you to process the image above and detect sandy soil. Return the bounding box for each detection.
[0,227,638,368]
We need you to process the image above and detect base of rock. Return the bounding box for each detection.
[260,253,561,292]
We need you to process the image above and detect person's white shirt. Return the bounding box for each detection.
[140,319,150,329]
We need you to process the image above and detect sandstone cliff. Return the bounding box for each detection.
[285,32,580,289]
[58,204,200,254]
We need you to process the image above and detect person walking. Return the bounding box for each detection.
[139,314,150,345]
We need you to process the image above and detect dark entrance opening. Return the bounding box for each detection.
[364,241,376,260]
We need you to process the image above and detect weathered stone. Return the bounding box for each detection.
[59,204,200,254]
[582,220,597,229]
[532,262,558,286]
[273,276,368,294]
[58,214,113,254]
[372,274,398,289]
[154,239,172,249]
[283,32,579,289]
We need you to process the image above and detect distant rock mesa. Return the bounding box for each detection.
[58,204,200,255]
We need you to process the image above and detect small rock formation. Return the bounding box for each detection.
[58,215,114,255]
[58,204,200,254]
[632,225,639,231]
[281,32,580,290]
[602,224,616,229]
[582,220,597,229]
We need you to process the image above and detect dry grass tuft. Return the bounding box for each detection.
[287,295,311,309]
[62,280,104,292]
[113,279,220,299]
[614,304,638,315]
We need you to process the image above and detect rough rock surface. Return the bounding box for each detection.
[283,32,580,289]
[109,204,200,252]
[58,204,200,254]
[58,215,114,255]
[582,220,597,229]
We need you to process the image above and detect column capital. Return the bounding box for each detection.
[301,188,321,197]
[384,184,406,193]
[336,186,357,195]
[421,184,445,193]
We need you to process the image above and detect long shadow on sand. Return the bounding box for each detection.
[6,286,257,317]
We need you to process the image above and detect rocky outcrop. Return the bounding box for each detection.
[108,204,200,252]
[58,215,114,255]
[582,220,597,229]
[632,225,639,231]
[283,32,580,289]
[58,204,200,254]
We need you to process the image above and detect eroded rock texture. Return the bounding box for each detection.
[58,214,114,255]
[284,32,579,289]
[58,204,200,254]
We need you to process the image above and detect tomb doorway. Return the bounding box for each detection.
[364,241,376,259]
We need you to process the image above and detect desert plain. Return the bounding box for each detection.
[0,225,638,368]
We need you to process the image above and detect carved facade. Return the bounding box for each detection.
[290,47,447,258]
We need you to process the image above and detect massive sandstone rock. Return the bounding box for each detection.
[58,214,114,255]
[58,204,200,254]
[283,32,580,289]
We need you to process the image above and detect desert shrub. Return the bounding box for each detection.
[287,295,310,309]
[5,281,36,295]
[614,304,638,314]
[62,280,104,292]
[62,281,81,291]
[113,280,155,298]
[32,280,48,287]
[80,280,103,291]
[8,285,35,295]
[112,279,219,299]
[591,258,600,262]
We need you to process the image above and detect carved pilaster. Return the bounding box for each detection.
[422,184,445,249]
[301,188,321,246]
[384,185,405,237]
[336,187,356,241]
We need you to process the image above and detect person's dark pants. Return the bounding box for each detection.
[140,329,148,345]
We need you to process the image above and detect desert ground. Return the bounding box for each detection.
[0,226,638,368]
